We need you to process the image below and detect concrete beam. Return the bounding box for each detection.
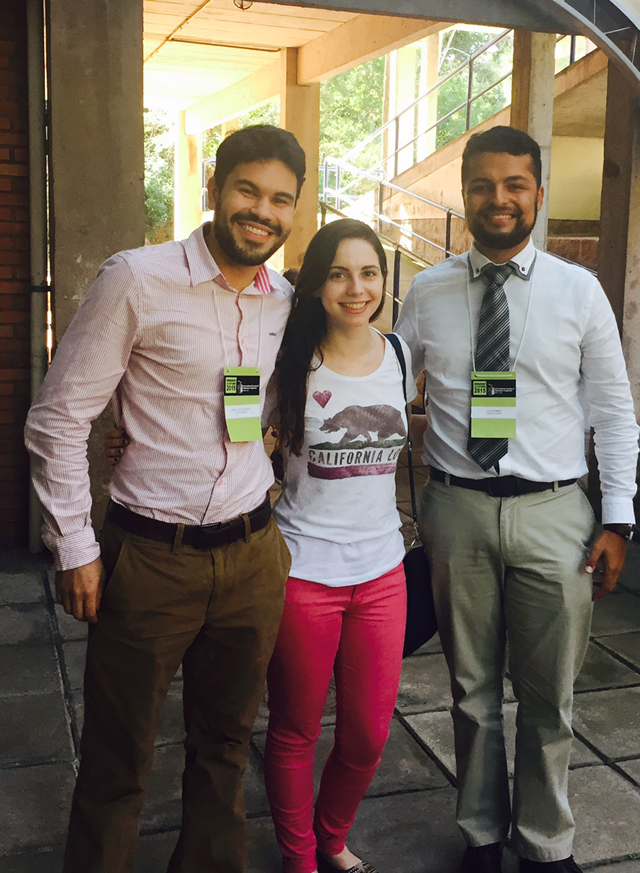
[186,60,280,134]
[511,30,556,249]
[255,0,566,33]
[280,48,321,269]
[298,14,443,84]
[185,13,443,133]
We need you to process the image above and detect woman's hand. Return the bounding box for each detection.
[104,427,130,466]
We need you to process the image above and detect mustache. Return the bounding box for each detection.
[232,211,281,234]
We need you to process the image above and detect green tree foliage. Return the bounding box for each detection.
[319,57,385,160]
[435,29,513,148]
[144,108,175,243]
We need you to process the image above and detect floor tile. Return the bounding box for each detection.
[346,788,464,873]
[61,640,87,692]
[590,590,640,637]
[0,604,53,646]
[588,862,640,873]
[596,632,640,670]
[574,640,640,692]
[0,571,47,605]
[570,765,640,864]
[396,652,453,713]
[618,542,640,592]
[0,645,60,697]
[0,764,76,854]
[617,758,640,786]
[572,687,640,760]
[0,691,74,766]
[0,847,65,873]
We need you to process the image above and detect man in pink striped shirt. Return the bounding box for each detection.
[25,125,305,873]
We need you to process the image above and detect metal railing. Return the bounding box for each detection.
[344,28,514,179]
[319,200,434,323]
[343,28,597,183]
[320,159,466,320]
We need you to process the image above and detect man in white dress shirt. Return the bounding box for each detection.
[395,126,638,873]
[25,125,305,873]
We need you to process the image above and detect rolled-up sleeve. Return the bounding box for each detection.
[24,254,140,570]
[580,280,639,524]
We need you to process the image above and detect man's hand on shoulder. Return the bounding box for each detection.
[585,530,628,600]
[55,558,106,623]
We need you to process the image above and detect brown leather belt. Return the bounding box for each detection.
[108,496,271,550]
[429,468,577,498]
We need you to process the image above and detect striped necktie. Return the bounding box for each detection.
[467,262,514,472]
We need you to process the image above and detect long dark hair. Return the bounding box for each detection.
[276,219,388,456]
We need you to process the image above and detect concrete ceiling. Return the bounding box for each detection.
[143,0,357,108]
[142,0,637,115]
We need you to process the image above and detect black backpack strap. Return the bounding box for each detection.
[385,333,418,528]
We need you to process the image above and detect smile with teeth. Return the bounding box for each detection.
[239,222,272,237]
[341,301,368,311]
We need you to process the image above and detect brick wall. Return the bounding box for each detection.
[0,0,31,549]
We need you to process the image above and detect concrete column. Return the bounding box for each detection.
[395,43,420,175]
[510,30,555,250]
[174,111,203,240]
[599,63,640,415]
[49,0,145,528]
[416,33,440,162]
[280,47,320,270]
[382,51,397,180]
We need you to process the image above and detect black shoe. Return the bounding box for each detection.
[519,857,582,873]
[460,842,503,873]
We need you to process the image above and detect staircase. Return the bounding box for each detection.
[318,31,603,318]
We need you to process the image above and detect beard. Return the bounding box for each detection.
[468,204,537,252]
[212,210,288,267]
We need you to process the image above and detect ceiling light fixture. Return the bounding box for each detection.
[233,0,253,8]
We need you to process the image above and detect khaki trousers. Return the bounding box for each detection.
[418,480,594,862]
[63,508,291,873]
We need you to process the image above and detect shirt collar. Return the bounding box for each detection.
[468,237,536,281]
[182,222,278,295]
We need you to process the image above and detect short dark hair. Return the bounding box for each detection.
[214,125,306,198]
[462,126,542,188]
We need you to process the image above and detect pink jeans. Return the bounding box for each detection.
[263,563,407,873]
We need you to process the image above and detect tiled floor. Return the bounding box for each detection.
[1,478,639,872]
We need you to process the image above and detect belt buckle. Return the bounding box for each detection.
[191,522,221,550]
[487,477,517,498]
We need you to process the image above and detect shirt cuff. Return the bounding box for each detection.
[600,496,637,526]
[43,527,101,572]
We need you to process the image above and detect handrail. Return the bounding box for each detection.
[321,157,465,265]
[343,27,597,181]
[344,28,512,168]
[323,156,465,219]
[319,201,433,321]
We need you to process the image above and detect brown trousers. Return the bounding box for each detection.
[63,506,291,873]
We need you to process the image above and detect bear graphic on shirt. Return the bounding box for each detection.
[307,404,406,480]
[318,404,406,447]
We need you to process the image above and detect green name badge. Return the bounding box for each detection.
[223,367,262,442]
[471,371,516,439]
